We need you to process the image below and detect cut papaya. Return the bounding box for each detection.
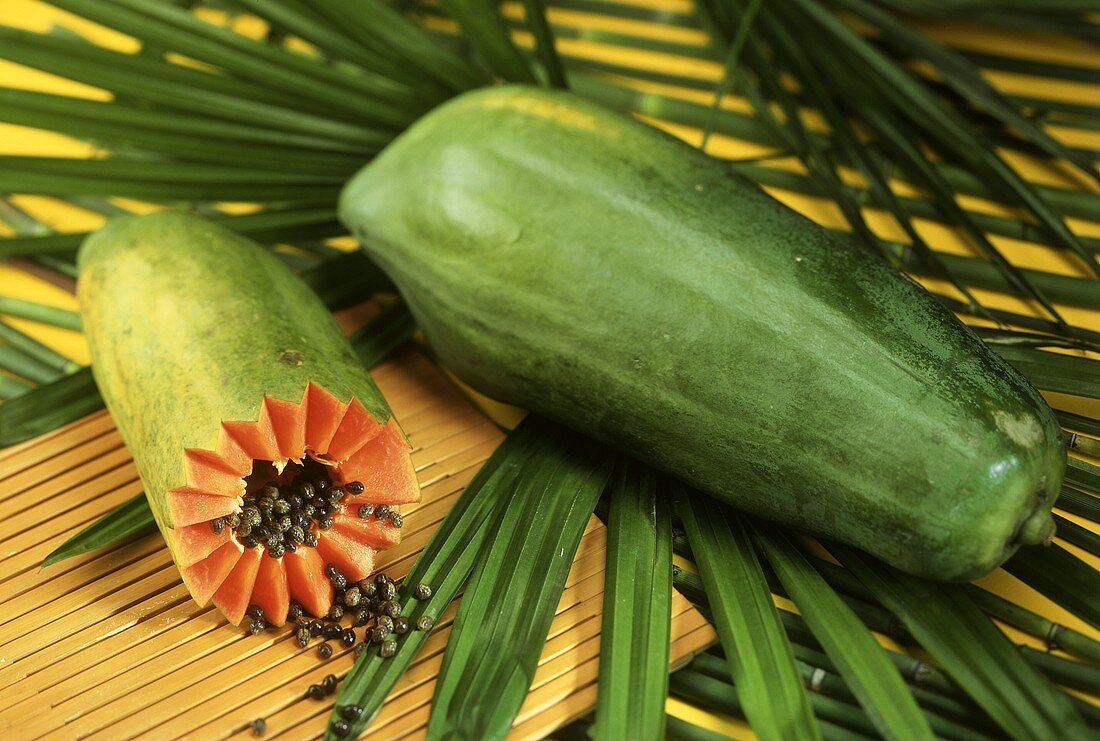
[213,547,263,626]
[340,419,420,506]
[304,382,348,453]
[250,554,291,627]
[264,397,306,463]
[175,523,231,568]
[167,489,238,527]
[78,213,419,625]
[285,547,334,620]
[315,528,374,583]
[333,515,402,551]
[183,539,243,607]
[326,399,384,463]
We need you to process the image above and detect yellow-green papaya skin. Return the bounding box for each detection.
[78,212,392,539]
[340,86,1065,581]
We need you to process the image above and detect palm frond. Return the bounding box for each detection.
[700,0,761,148]
[592,463,673,740]
[988,346,1100,400]
[0,319,79,375]
[307,0,487,91]
[349,300,417,367]
[830,543,1088,739]
[677,489,819,740]
[1003,544,1100,628]
[1053,513,1100,557]
[48,0,435,120]
[0,342,61,385]
[754,525,932,740]
[41,494,156,569]
[426,424,611,738]
[836,0,1098,183]
[329,416,558,738]
[0,366,103,446]
[670,663,873,740]
[521,0,569,88]
[1,205,345,257]
[1067,457,1100,494]
[436,0,538,82]
[0,26,383,136]
[0,373,31,400]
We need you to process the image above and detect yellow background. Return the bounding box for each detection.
[1,0,1098,736]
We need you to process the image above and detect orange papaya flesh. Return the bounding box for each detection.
[175,523,231,568]
[183,539,244,607]
[161,384,418,625]
[333,515,402,551]
[213,547,263,626]
[315,528,375,584]
[339,419,420,506]
[284,546,334,620]
[250,554,291,628]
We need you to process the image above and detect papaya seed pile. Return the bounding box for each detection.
[212,461,404,559]
[240,569,436,737]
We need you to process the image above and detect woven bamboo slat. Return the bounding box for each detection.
[0,348,716,739]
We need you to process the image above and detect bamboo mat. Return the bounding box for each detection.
[0,344,716,739]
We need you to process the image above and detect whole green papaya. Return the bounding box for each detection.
[340,86,1064,581]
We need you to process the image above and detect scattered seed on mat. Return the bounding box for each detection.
[318,642,333,659]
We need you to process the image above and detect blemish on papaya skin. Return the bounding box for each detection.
[477,95,606,134]
[278,349,304,367]
[992,409,1043,448]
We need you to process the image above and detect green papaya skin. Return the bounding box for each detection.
[340,86,1064,581]
[78,212,392,535]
